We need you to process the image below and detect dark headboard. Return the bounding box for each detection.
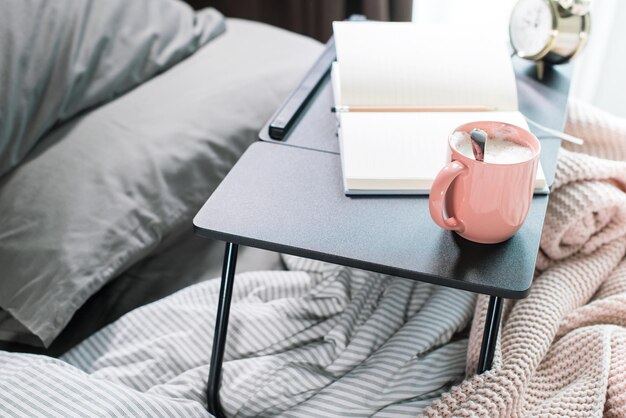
[185,0,412,42]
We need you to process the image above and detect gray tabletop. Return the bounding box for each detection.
[195,58,572,299]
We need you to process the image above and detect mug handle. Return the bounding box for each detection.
[429,160,467,232]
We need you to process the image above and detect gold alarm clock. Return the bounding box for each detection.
[509,0,591,79]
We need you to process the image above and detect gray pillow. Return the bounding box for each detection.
[0,0,226,178]
[0,18,323,347]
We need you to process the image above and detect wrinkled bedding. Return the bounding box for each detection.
[1,256,475,417]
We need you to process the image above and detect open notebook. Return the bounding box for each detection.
[332,21,547,195]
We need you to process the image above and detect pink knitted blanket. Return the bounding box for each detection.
[423,100,626,417]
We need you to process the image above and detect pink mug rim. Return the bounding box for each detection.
[449,121,541,167]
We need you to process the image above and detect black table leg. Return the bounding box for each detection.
[207,242,239,418]
[477,295,503,374]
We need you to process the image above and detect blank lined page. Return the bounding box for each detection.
[333,22,518,110]
[339,110,546,192]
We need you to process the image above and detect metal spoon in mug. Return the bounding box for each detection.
[470,128,488,162]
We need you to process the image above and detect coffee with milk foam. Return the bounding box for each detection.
[451,128,533,164]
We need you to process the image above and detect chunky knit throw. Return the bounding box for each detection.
[423,99,626,417]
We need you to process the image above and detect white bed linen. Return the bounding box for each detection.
[1,256,474,417]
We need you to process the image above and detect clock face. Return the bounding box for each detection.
[510,0,555,59]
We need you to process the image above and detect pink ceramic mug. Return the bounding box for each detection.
[429,121,541,244]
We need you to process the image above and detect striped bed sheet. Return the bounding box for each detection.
[0,255,475,417]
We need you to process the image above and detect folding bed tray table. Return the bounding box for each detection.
[193,42,572,417]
